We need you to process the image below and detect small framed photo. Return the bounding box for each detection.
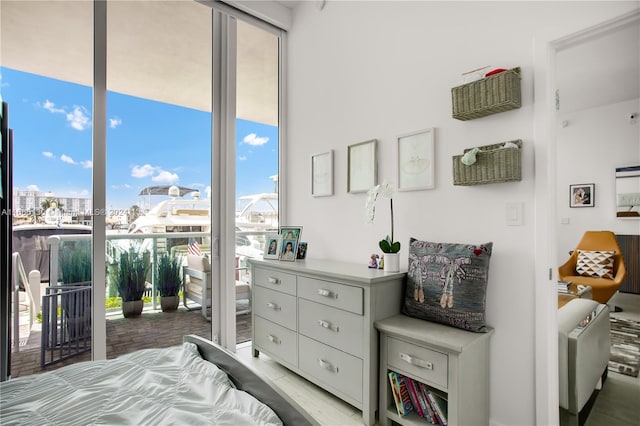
[397,128,435,191]
[297,242,308,260]
[279,226,303,242]
[280,239,298,261]
[348,139,377,193]
[264,234,282,260]
[312,150,333,197]
[570,183,595,207]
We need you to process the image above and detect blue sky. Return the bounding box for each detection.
[0,67,278,211]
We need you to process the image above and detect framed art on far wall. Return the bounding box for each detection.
[311,150,333,196]
[397,128,435,191]
[570,183,595,207]
[348,139,377,193]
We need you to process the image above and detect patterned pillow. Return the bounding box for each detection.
[402,238,493,333]
[576,250,615,279]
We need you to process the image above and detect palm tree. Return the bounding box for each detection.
[128,205,141,223]
[41,199,63,210]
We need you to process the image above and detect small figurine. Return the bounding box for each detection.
[368,254,379,269]
[378,255,384,270]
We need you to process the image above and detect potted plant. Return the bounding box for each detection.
[113,246,150,318]
[366,181,401,272]
[156,252,182,312]
[59,241,92,339]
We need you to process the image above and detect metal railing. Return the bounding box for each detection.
[11,252,39,352]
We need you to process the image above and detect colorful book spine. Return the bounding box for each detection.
[388,372,411,417]
[426,390,448,426]
[414,380,434,423]
[403,376,425,417]
[418,382,438,424]
[396,374,413,416]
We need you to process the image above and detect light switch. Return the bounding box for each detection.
[506,202,524,226]
[560,217,570,225]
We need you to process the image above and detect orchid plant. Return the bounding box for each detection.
[365,181,401,254]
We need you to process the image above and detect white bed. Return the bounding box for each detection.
[1,335,317,426]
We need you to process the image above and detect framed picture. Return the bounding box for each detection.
[312,150,333,197]
[348,139,377,193]
[263,234,282,260]
[280,239,298,261]
[397,128,435,191]
[279,226,303,242]
[297,242,308,260]
[570,183,595,207]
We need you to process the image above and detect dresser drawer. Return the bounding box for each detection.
[298,298,364,358]
[299,335,363,404]
[387,336,448,389]
[254,267,297,295]
[254,317,297,368]
[254,286,297,330]
[298,276,363,315]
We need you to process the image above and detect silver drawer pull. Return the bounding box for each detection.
[268,277,280,284]
[317,319,339,332]
[399,352,433,370]
[317,288,337,298]
[266,302,281,311]
[267,334,281,344]
[318,358,338,373]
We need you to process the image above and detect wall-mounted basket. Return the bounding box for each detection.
[453,140,522,186]
[451,67,521,121]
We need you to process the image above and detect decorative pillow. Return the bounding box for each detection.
[401,238,493,333]
[576,250,615,279]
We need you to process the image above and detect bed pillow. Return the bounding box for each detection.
[401,238,493,332]
[576,250,615,279]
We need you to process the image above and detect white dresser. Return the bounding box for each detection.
[249,258,405,426]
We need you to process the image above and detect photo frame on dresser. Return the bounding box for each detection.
[348,139,377,193]
[397,128,435,191]
[263,234,282,260]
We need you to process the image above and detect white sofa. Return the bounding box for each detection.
[558,298,610,423]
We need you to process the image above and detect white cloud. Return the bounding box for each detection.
[60,154,76,164]
[131,164,157,178]
[81,160,93,169]
[27,184,40,191]
[111,184,132,190]
[152,170,179,184]
[242,133,269,146]
[43,100,65,114]
[239,155,247,161]
[67,106,91,130]
[109,117,122,128]
[42,151,54,158]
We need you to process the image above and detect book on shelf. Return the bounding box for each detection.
[418,382,438,424]
[403,376,425,418]
[426,390,448,426]
[388,372,412,417]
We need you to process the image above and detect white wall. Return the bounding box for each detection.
[556,99,640,264]
[284,2,638,425]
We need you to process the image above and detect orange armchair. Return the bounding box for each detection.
[558,231,626,304]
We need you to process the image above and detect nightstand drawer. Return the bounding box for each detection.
[298,276,363,315]
[254,317,297,368]
[254,267,297,295]
[299,335,363,404]
[254,286,297,330]
[299,298,364,357]
[387,336,448,389]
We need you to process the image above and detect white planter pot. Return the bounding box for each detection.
[383,253,400,273]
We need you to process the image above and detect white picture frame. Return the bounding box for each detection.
[311,150,333,197]
[263,234,282,259]
[348,139,377,193]
[397,128,435,191]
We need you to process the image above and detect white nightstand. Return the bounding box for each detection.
[376,314,493,426]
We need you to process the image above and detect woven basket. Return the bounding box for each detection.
[451,67,521,121]
[453,140,522,186]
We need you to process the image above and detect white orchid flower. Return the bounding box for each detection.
[364,181,400,253]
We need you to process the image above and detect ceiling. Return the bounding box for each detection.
[556,20,640,114]
[0,0,279,126]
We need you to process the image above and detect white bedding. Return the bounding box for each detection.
[0,342,283,426]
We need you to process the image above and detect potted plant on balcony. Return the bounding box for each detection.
[113,246,150,318]
[59,241,92,339]
[156,252,182,312]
